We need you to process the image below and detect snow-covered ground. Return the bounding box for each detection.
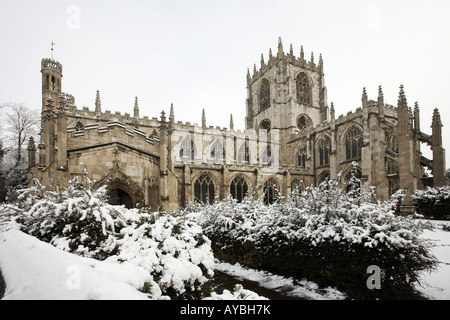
[1,220,449,300]
[416,220,450,299]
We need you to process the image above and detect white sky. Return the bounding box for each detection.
[0,0,449,166]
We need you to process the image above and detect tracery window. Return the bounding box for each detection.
[210,140,224,162]
[237,142,250,165]
[262,145,272,166]
[180,135,195,161]
[259,119,271,134]
[319,137,331,166]
[194,173,215,205]
[259,78,271,111]
[75,121,84,132]
[296,72,311,105]
[263,178,278,205]
[230,175,249,203]
[386,158,399,175]
[345,126,363,160]
[297,145,307,168]
[385,131,399,154]
[297,115,312,130]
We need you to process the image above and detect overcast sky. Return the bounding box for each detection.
[0,0,449,166]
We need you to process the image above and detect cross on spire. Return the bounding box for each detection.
[50,41,56,59]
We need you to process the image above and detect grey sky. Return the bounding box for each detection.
[0,0,449,165]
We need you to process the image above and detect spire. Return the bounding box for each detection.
[277,37,283,57]
[318,53,323,72]
[261,53,265,67]
[202,109,206,129]
[230,114,234,130]
[169,103,174,124]
[134,96,139,118]
[378,85,385,119]
[95,90,101,113]
[432,108,442,128]
[398,84,407,108]
[247,68,251,81]
[330,102,335,120]
[362,87,368,108]
[300,45,304,60]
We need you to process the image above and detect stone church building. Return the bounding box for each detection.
[27,39,446,214]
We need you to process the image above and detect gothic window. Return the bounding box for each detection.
[180,135,195,161]
[345,126,363,160]
[297,114,312,130]
[194,173,215,205]
[317,171,330,186]
[51,76,56,91]
[319,137,331,166]
[210,140,224,162]
[230,175,249,203]
[297,145,307,168]
[75,121,84,132]
[263,178,278,205]
[259,119,271,134]
[296,72,311,105]
[237,142,250,165]
[386,158,399,175]
[259,78,271,111]
[385,131,399,154]
[262,145,272,165]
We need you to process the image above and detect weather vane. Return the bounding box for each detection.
[51,41,56,59]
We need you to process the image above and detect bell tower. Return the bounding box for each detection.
[41,57,63,111]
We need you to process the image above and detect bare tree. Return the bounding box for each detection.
[1,103,40,164]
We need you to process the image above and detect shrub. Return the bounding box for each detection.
[188,164,438,299]
[412,186,450,220]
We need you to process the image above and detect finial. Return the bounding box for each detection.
[169,103,174,123]
[414,101,419,112]
[310,52,314,64]
[261,53,265,67]
[253,63,257,75]
[300,45,304,60]
[319,53,323,64]
[398,84,407,107]
[378,85,383,98]
[230,114,234,130]
[160,110,166,123]
[134,96,139,118]
[27,136,36,151]
[330,102,335,120]
[277,37,283,57]
[289,43,293,56]
[269,48,273,59]
[247,68,250,79]
[432,108,442,127]
[202,109,206,129]
[95,90,101,113]
[362,87,368,100]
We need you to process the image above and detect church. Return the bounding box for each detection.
[27,39,446,214]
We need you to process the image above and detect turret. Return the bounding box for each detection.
[41,58,62,111]
[431,108,446,186]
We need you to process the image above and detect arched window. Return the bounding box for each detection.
[230,175,249,203]
[319,137,331,166]
[237,142,250,165]
[385,131,399,154]
[296,72,311,105]
[259,78,270,111]
[210,140,224,163]
[259,119,271,134]
[263,178,278,205]
[345,126,363,160]
[317,171,330,186]
[386,158,399,175]
[297,114,312,130]
[194,173,215,205]
[51,76,56,91]
[180,135,195,161]
[297,145,307,168]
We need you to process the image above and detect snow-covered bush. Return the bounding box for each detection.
[0,167,215,299]
[412,186,450,220]
[187,165,438,299]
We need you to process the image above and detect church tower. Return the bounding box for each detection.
[41,58,63,111]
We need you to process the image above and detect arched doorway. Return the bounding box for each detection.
[108,188,133,209]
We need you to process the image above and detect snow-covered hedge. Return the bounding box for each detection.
[186,166,438,299]
[412,186,450,220]
[0,168,215,300]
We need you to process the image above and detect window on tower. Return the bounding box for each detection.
[259,78,270,111]
[296,72,311,105]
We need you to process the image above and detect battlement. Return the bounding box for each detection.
[41,58,62,74]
